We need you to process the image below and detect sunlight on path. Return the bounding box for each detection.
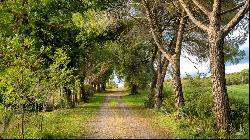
[83,91,169,139]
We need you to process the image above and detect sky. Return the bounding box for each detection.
[174,36,249,78]
[114,35,249,87]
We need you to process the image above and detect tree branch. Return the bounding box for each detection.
[212,0,221,14]
[221,2,245,15]
[222,0,249,36]
[186,3,247,32]
[178,0,209,32]
[141,0,172,61]
[191,0,210,17]
[175,13,187,54]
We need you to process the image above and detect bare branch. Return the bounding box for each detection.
[222,0,249,36]
[141,0,172,61]
[178,0,209,32]
[191,0,210,16]
[212,0,221,14]
[221,2,245,15]
[186,3,247,32]
[175,13,187,54]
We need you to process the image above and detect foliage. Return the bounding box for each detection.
[226,69,249,85]
[113,24,153,91]
[0,93,105,139]
[123,81,249,139]
[162,77,249,139]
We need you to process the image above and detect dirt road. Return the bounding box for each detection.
[84,91,170,139]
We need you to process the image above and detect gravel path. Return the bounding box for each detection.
[84,91,169,139]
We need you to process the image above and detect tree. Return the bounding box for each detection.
[178,0,249,134]
[140,0,186,109]
[113,25,152,94]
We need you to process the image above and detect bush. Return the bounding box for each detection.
[161,82,176,113]
[226,69,249,85]
[163,76,249,138]
[229,97,249,135]
[81,85,95,102]
[180,77,215,132]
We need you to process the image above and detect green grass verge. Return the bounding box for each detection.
[228,84,249,104]
[122,91,206,139]
[0,93,105,139]
[109,97,118,107]
[122,91,147,107]
[122,84,249,139]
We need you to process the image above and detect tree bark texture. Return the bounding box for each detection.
[154,51,169,109]
[171,13,186,108]
[177,0,250,134]
[155,59,169,109]
[208,30,230,133]
[149,45,158,108]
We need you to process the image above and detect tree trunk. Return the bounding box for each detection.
[149,45,158,108]
[172,12,186,109]
[149,71,157,108]
[59,86,63,108]
[64,87,73,108]
[101,81,106,91]
[130,84,138,95]
[155,59,169,109]
[74,92,77,104]
[172,55,185,108]
[97,82,101,93]
[93,84,97,92]
[208,31,230,134]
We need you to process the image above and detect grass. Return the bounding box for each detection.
[228,84,249,103]
[109,97,118,107]
[122,91,208,139]
[122,91,147,107]
[122,83,249,139]
[0,93,105,139]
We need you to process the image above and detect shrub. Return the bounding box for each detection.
[82,85,95,102]
[229,97,249,135]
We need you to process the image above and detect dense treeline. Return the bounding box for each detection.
[226,69,249,85]
[0,0,127,138]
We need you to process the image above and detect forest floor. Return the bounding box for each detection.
[83,90,171,139]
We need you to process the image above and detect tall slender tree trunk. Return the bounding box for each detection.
[149,71,157,107]
[208,30,230,134]
[93,84,97,92]
[155,57,169,109]
[97,82,101,93]
[172,13,186,108]
[74,92,77,103]
[64,87,73,108]
[172,55,184,108]
[178,0,249,135]
[101,81,106,91]
[149,45,158,108]
[59,85,63,108]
